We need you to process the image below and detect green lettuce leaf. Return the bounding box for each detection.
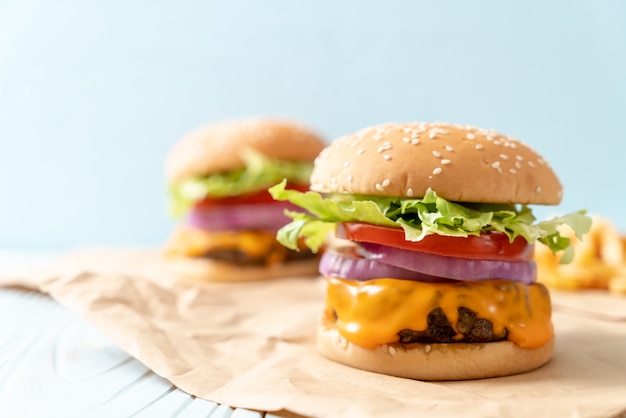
[269,180,592,264]
[168,149,314,217]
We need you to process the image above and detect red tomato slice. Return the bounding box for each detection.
[195,184,309,208]
[337,222,534,262]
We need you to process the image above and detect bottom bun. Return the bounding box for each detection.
[317,317,555,381]
[166,256,321,283]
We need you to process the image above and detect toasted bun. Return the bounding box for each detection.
[166,118,326,183]
[311,122,562,204]
[166,255,321,283]
[317,317,555,380]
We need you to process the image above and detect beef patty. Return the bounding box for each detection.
[397,307,508,344]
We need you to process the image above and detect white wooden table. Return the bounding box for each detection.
[0,252,287,418]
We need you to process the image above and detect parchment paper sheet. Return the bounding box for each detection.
[1,249,626,418]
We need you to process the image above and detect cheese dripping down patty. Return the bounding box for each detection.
[166,227,292,265]
[324,277,553,350]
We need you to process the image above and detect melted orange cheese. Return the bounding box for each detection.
[165,226,286,263]
[325,277,553,349]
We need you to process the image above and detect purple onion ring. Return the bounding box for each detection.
[187,202,299,231]
[356,242,536,284]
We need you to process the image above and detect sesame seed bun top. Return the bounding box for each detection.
[165,118,326,184]
[310,122,563,205]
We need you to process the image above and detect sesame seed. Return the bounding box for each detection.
[558,189,563,198]
[425,344,432,353]
[515,161,521,169]
[491,161,503,174]
[372,133,383,140]
[509,168,517,174]
[516,155,524,161]
[432,150,442,158]
[475,143,484,150]
[494,140,501,145]
[432,167,442,175]
[429,132,437,139]
[466,133,476,140]
[486,136,494,141]
[343,161,350,168]
[403,137,411,143]
[528,161,536,168]
[499,154,508,160]
[536,186,542,194]
[407,188,414,196]
[441,159,451,165]
[383,154,391,161]
[382,178,390,187]
[411,131,420,138]
[411,139,420,145]
[357,148,365,155]
[347,174,353,183]
[403,127,412,133]
[377,141,392,153]
[375,184,384,191]
[445,145,454,152]
[389,346,397,355]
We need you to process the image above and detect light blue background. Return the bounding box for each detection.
[1,1,625,249]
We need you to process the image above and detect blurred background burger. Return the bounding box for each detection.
[164,118,326,282]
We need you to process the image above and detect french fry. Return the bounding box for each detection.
[535,216,626,296]
[608,267,626,295]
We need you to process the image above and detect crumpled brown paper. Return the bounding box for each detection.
[2,249,626,418]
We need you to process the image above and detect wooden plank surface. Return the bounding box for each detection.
[0,287,267,418]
